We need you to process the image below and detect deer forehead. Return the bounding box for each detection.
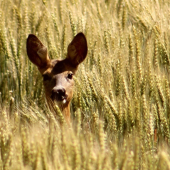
[42,59,73,79]
[42,59,77,76]
[53,71,73,81]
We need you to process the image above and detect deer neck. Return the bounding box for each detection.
[59,102,71,122]
[46,97,71,123]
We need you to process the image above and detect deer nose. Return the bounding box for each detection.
[51,88,67,101]
[55,88,66,96]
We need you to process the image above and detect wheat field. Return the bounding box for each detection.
[0,0,170,169]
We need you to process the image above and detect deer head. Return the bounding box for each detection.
[26,33,88,122]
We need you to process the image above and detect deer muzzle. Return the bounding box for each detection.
[51,87,68,104]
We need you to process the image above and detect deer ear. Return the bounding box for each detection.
[26,34,50,68]
[67,32,88,67]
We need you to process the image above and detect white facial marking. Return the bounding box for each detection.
[63,99,66,104]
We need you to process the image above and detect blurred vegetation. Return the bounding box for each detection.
[0,0,170,169]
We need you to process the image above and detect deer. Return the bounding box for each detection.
[26,32,88,123]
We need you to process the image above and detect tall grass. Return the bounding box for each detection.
[0,0,170,169]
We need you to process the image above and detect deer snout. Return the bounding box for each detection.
[51,87,68,103]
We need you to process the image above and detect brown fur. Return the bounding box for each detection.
[26,33,88,122]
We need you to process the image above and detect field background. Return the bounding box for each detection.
[0,0,170,169]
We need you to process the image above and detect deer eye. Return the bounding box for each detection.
[67,73,73,80]
[43,74,51,81]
